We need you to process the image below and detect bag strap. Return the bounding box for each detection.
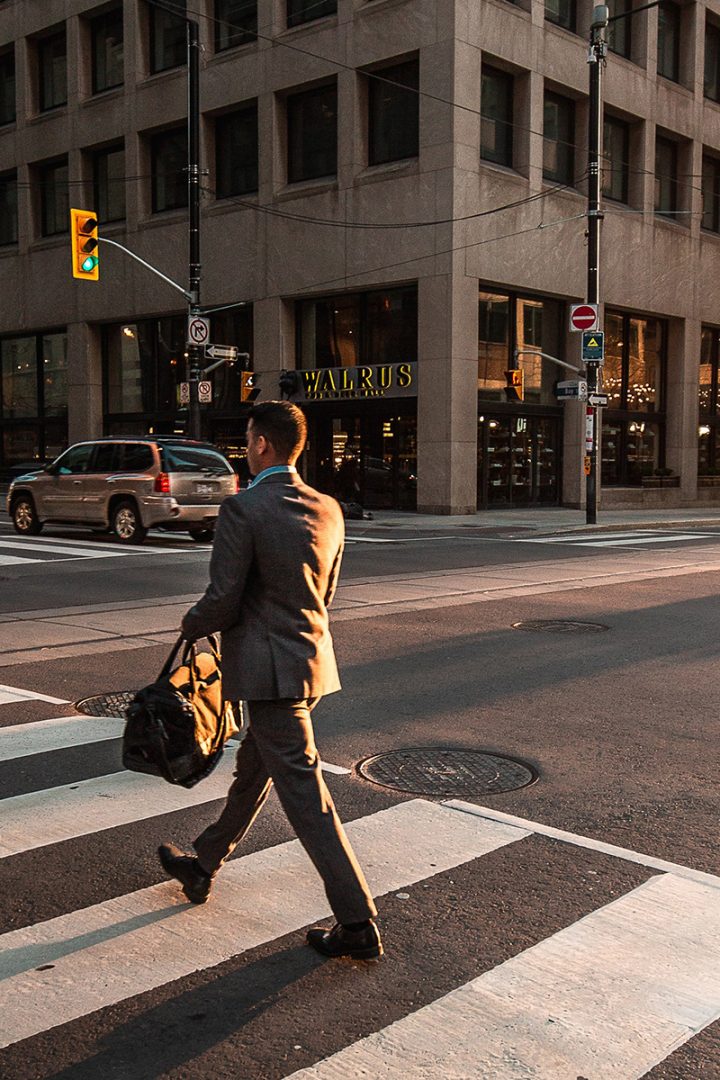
[159,636,186,679]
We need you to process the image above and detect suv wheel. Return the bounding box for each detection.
[188,527,214,542]
[12,496,43,536]
[111,500,147,544]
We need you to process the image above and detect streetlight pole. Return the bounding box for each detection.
[585,4,608,525]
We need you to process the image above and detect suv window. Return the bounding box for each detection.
[54,444,94,475]
[118,443,154,472]
[89,443,119,472]
[160,445,233,474]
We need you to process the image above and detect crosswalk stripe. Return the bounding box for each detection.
[0,554,44,566]
[0,799,527,1050]
[0,683,68,705]
[573,534,713,547]
[0,539,120,559]
[0,715,124,760]
[516,532,716,548]
[285,872,720,1080]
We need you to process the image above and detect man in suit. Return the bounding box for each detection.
[158,400,382,961]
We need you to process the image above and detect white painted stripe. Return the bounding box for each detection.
[444,800,720,890]
[0,684,68,705]
[286,873,720,1080]
[319,761,351,775]
[0,715,124,760]
[345,536,458,544]
[0,537,192,557]
[0,555,44,566]
[0,539,119,559]
[515,531,698,544]
[0,800,527,1049]
[0,751,357,854]
[574,534,710,547]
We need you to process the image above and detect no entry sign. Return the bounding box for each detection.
[569,303,598,332]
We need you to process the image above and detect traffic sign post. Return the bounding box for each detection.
[581,330,604,362]
[187,315,210,346]
[198,380,212,404]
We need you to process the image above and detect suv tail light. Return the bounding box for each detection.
[154,472,171,494]
[234,473,240,492]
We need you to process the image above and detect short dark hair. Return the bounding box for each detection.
[248,400,307,462]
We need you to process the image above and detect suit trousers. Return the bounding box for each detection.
[193,698,377,925]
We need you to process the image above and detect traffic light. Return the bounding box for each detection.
[70,209,99,281]
[278,369,300,399]
[505,368,524,402]
[241,372,260,402]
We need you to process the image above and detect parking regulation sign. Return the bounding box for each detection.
[198,380,212,403]
[569,304,599,332]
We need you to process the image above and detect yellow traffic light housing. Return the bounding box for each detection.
[505,368,524,402]
[70,209,99,280]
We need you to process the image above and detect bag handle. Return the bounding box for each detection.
[159,636,186,679]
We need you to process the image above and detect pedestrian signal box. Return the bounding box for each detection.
[505,368,524,402]
[70,209,99,280]
[241,372,258,402]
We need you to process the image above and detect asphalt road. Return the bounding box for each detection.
[0,522,718,1077]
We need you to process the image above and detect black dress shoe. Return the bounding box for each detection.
[158,843,214,904]
[306,921,383,960]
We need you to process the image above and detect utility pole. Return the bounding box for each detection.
[186,17,202,440]
[585,4,608,524]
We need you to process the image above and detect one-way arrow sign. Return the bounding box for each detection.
[205,343,238,361]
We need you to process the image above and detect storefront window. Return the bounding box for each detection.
[297,285,417,368]
[698,325,720,474]
[0,331,68,471]
[601,310,666,484]
[211,308,253,411]
[104,317,184,417]
[478,289,561,403]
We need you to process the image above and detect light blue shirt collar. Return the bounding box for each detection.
[247,464,297,489]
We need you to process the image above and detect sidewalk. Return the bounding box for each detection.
[345,506,720,534]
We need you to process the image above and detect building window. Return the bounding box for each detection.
[38,158,69,236]
[287,83,337,184]
[657,2,680,82]
[368,59,419,166]
[0,47,15,126]
[215,0,257,50]
[94,144,126,223]
[37,28,67,111]
[705,20,720,103]
[478,289,562,405]
[151,128,188,212]
[0,171,18,245]
[545,0,575,32]
[543,92,575,184]
[287,0,336,29]
[481,65,514,167]
[607,0,632,59]
[702,155,720,233]
[603,115,630,203]
[91,7,124,93]
[602,311,666,485]
[698,326,720,474]
[655,135,678,218]
[215,105,259,197]
[296,285,418,369]
[0,331,68,472]
[149,1,186,74]
[104,317,185,417]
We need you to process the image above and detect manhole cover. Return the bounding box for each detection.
[75,691,137,718]
[357,747,537,797]
[512,619,609,633]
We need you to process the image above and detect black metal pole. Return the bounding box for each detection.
[187,18,202,440]
[585,8,607,525]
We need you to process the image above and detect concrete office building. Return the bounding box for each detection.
[1,0,720,512]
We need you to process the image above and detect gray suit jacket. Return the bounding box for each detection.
[182,473,344,701]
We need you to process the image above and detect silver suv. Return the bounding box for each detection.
[7,437,238,544]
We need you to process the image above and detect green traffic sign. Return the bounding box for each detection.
[582,330,604,362]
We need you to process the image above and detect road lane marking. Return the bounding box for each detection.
[344,536,458,544]
[0,684,68,706]
[0,800,527,1049]
[444,801,720,891]
[0,716,124,758]
[286,873,720,1080]
[515,531,718,547]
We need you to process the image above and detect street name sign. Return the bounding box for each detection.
[582,330,604,362]
[556,379,588,401]
[588,392,609,406]
[205,343,238,361]
[187,315,210,346]
[570,304,599,332]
